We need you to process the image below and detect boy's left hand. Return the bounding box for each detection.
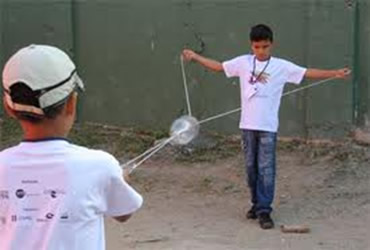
[335,68,351,78]
[123,167,131,183]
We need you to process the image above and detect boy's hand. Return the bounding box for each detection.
[181,49,223,72]
[182,49,197,62]
[123,167,131,183]
[335,68,351,79]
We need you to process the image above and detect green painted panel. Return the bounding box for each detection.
[302,2,354,138]
[75,1,355,138]
[1,0,367,139]
[358,0,370,126]
[0,0,74,117]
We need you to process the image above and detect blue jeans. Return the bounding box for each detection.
[242,129,277,215]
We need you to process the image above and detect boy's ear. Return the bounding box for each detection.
[3,97,17,119]
[65,92,77,116]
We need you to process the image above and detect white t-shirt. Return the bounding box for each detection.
[0,139,143,250]
[223,54,307,132]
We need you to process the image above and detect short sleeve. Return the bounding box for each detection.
[285,60,307,85]
[104,159,143,217]
[222,55,247,78]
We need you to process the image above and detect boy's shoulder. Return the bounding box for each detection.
[271,56,296,65]
[65,144,123,177]
[0,141,120,171]
[226,54,252,61]
[228,55,295,66]
[0,144,22,160]
[236,54,253,60]
[68,143,120,166]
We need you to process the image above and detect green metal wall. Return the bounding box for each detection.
[0,0,368,139]
[357,0,370,127]
[0,0,75,114]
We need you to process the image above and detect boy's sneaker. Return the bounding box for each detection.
[258,213,274,229]
[246,208,257,219]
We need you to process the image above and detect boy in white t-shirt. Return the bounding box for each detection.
[0,45,143,249]
[182,24,350,229]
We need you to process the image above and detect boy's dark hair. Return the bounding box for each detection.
[250,24,273,42]
[8,82,67,123]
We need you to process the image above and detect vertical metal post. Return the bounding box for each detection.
[302,2,311,140]
[0,0,9,117]
[352,0,360,125]
[70,0,82,122]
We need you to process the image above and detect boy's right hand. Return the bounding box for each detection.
[181,49,223,72]
[334,68,351,79]
[182,49,197,61]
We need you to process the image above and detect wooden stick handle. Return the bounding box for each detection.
[280,225,310,234]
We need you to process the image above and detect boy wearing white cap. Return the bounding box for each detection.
[0,44,143,250]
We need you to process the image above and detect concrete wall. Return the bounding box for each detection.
[1,0,368,139]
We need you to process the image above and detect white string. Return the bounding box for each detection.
[126,136,176,173]
[180,55,192,116]
[197,77,338,125]
[282,77,336,97]
[121,139,168,169]
[123,77,338,172]
[198,107,241,125]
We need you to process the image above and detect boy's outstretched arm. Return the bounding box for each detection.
[182,49,224,72]
[304,68,351,79]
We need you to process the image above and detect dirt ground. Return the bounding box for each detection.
[1,120,369,250]
[105,139,370,250]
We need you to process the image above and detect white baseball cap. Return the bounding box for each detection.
[2,44,84,115]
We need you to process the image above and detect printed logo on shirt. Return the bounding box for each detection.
[0,190,9,200]
[46,213,54,220]
[250,71,270,84]
[11,215,32,222]
[50,190,57,198]
[15,189,26,199]
[0,216,6,225]
[60,212,69,220]
[15,189,39,199]
[21,179,39,184]
[44,189,66,199]
[23,207,39,212]
[37,213,55,223]
[27,193,41,197]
